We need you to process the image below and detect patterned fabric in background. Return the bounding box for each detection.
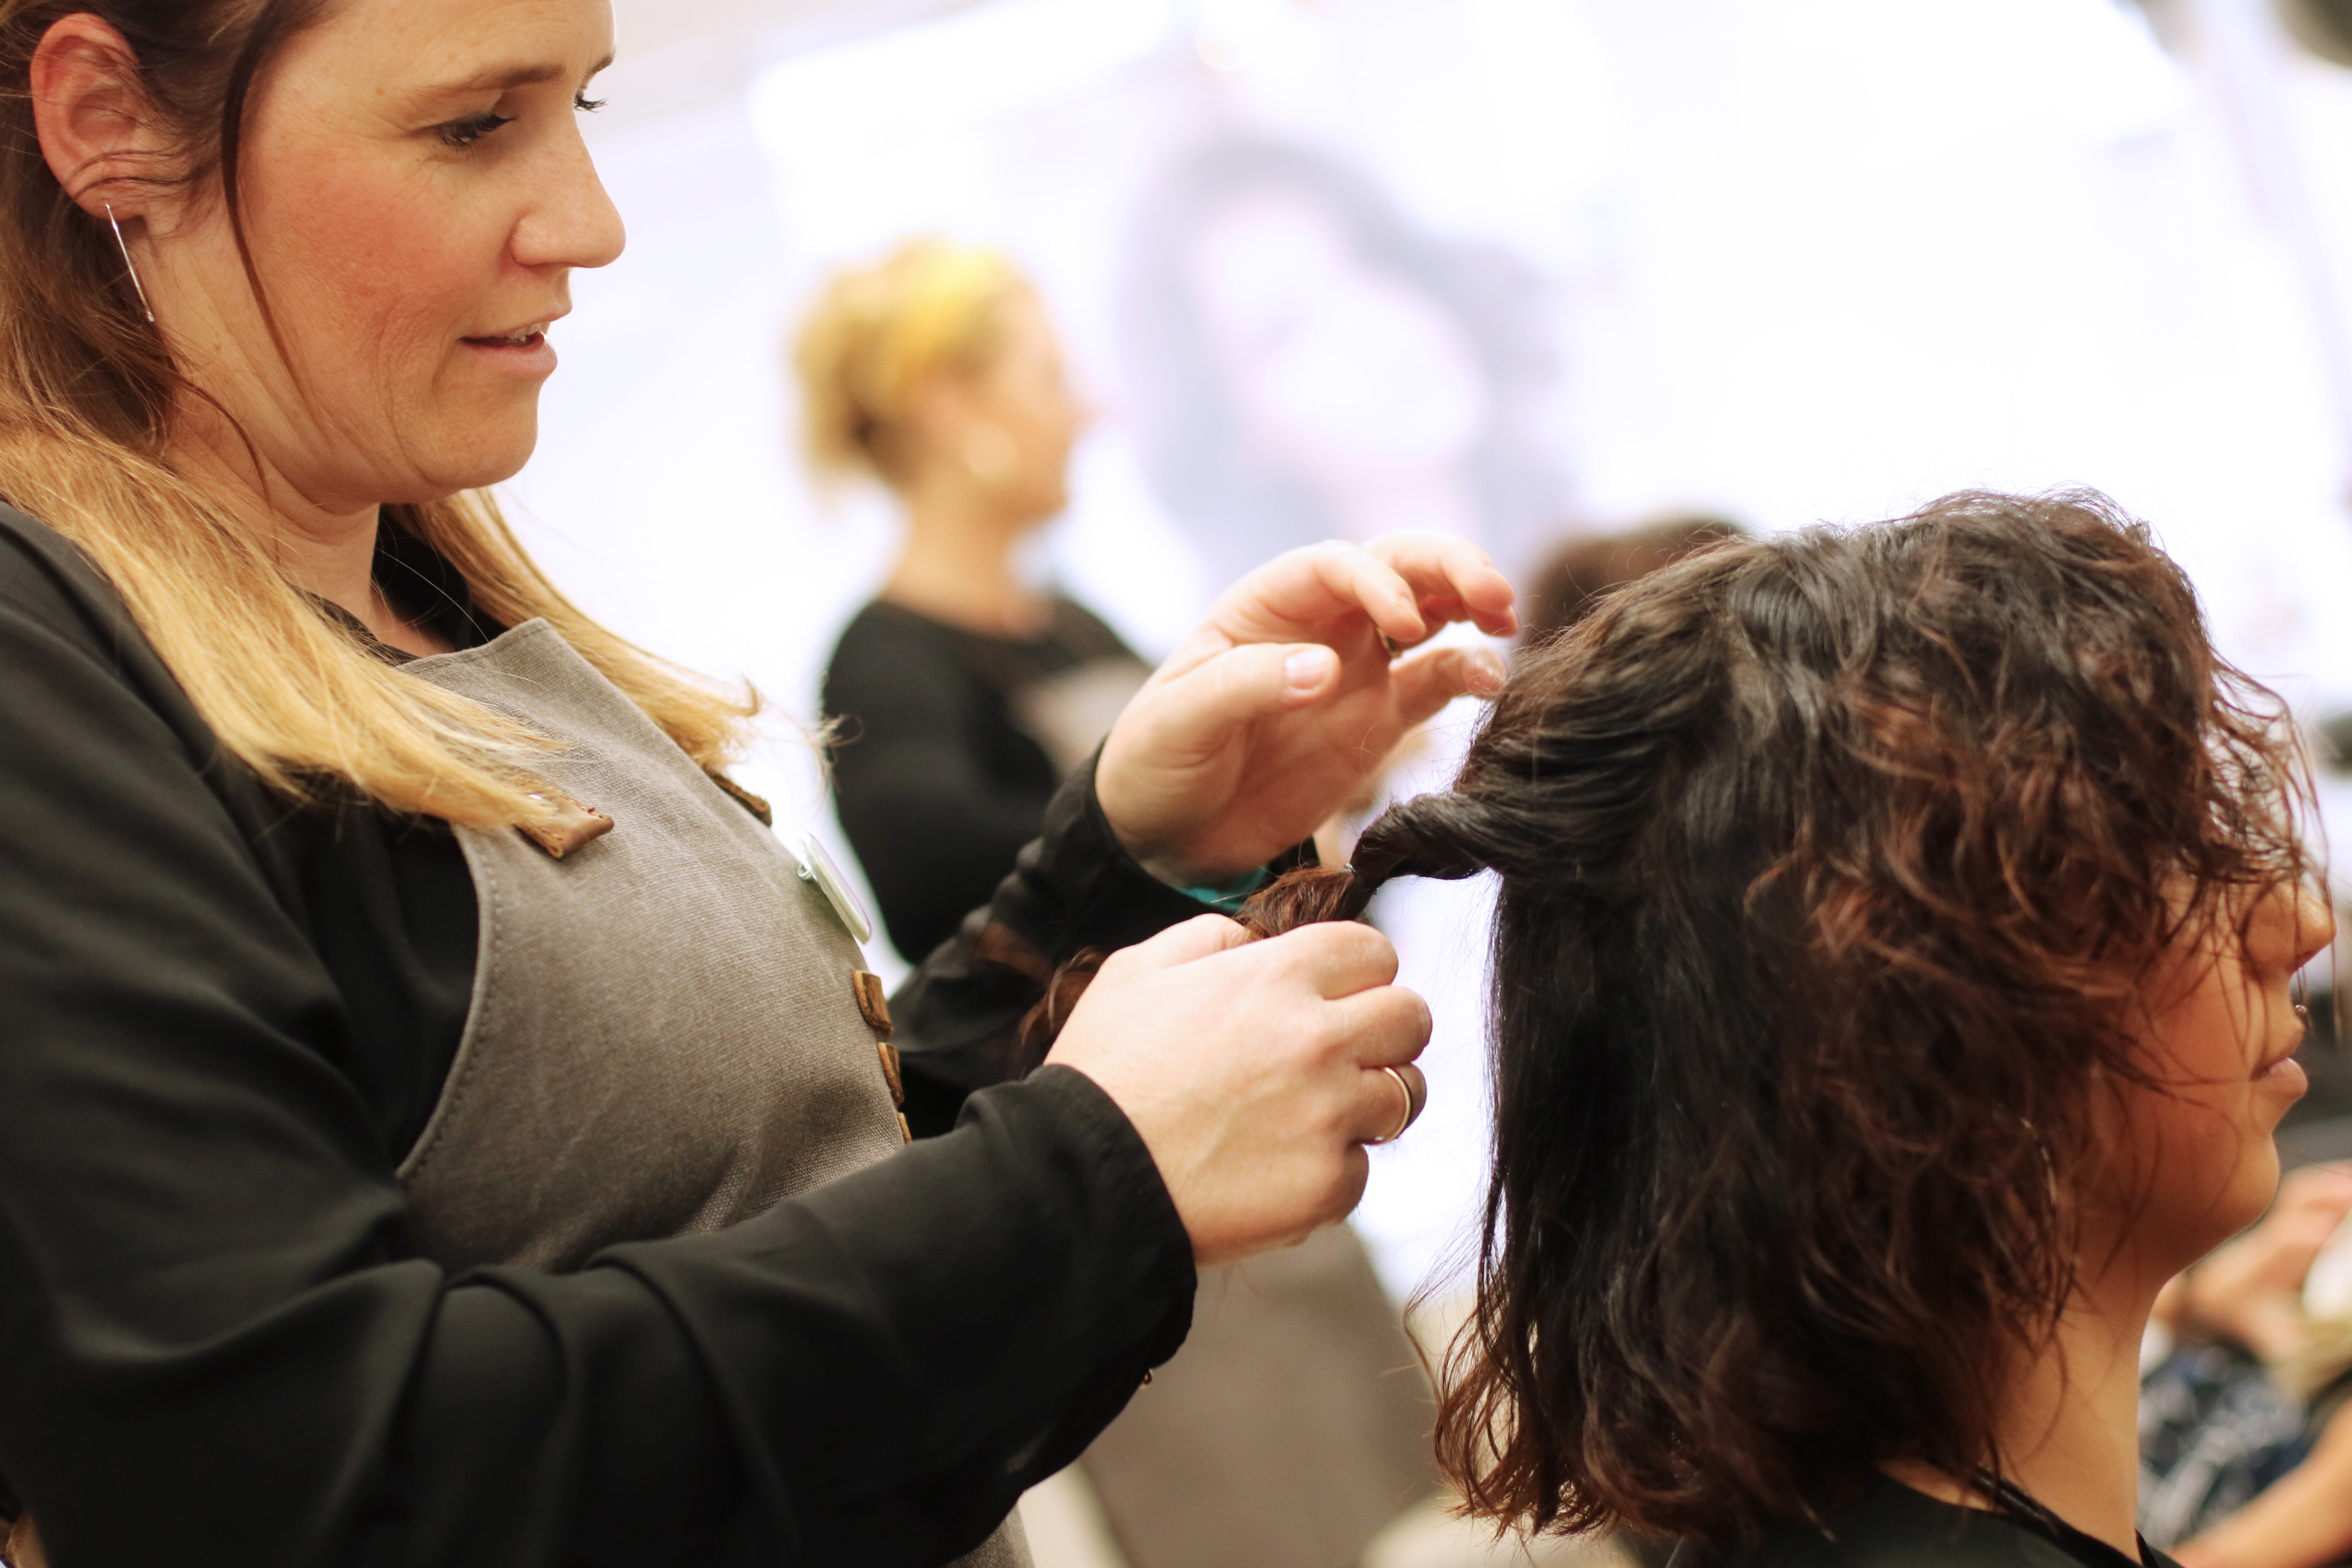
[2138,1345,2312,1548]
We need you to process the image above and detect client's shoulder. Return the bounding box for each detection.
[1714,1482,2125,1568]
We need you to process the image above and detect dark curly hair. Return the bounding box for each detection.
[1197,489,2306,1550]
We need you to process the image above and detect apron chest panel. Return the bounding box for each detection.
[390,622,1038,1568]
[396,621,905,1272]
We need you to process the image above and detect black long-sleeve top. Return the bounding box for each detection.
[0,506,1204,1568]
[822,599,1143,959]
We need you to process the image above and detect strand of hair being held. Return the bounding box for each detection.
[1016,795,1491,1056]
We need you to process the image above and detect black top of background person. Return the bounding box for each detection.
[824,595,1138,959]
[0,505,1207,1566]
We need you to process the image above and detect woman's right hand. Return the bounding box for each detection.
[1044,913,1431,1268]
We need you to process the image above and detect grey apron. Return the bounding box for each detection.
[398,620,1028,1568]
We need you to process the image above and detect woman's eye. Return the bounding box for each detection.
[438,111,515,149]
[575,93,607,113]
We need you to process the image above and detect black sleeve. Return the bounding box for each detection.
[889,753,1265,1136]
[823,612,1063,960]
[0,518,1193,1568]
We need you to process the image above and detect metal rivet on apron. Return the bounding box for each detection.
[795,833,874,945]
[850,971,893,1037]
[876,1041,906,1107]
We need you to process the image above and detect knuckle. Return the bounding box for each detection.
[1329,1156,1370,1216]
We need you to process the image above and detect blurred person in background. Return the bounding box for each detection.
[1119,139,1564,591]
[1520,515,1749,648]
[2138,1163,2352,1568]
[800,241,1440,1568]
[0,2,1525,1564]
[804,239,1154,965]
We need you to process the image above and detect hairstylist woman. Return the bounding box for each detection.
[0,5,1516,1568]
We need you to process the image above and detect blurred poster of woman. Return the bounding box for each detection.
[1119,138,1565,586]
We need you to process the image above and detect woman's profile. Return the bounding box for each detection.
[1144,490,2328,1568]
[801,239,1155,964]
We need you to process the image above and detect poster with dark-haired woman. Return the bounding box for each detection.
[1118,137,1568,586]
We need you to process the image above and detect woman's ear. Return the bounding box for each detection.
[29,14,168,219]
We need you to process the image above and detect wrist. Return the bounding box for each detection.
[1177,864,1269,915]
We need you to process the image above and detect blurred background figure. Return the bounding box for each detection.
[1519,515,1749,646]
[1120,138,1564,589]
[802,239,1153,962]
[2138,1162,2352,1568]
[801,237,1439,1568]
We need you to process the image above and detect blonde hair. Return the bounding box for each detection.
[793,237,1023,484]
[0,0,754,831]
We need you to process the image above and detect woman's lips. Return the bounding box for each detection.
[459,328,556,374]
[2258,1050,2310,1099]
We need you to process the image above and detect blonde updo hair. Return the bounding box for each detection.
[794,238,1025,485]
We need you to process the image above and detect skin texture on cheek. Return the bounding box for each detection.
[237,73,536,500]
[2094,888,2325,1283]
[972,295,1081,523]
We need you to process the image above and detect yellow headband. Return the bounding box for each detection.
[858,243,1018,411]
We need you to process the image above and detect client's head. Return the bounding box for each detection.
[1257,489,2325,1547]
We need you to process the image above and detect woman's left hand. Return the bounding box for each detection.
[1097,533,1517,887]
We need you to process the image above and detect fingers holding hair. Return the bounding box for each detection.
[1200,535,1516,656]
[1365,532,1520,643]
[1387,643,1508,724]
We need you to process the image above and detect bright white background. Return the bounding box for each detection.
[510,0,2352,1303]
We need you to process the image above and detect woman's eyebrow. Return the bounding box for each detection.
[430,53,615,96]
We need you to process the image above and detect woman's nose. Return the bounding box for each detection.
[2295,883,2338,970]
[513,126,626,273]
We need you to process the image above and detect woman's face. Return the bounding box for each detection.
[2096,882,2334,1280]
[941,287,1084,529]
[147,0,624,511]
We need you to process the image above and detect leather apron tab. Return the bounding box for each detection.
[514,785,613,859]
[851,970,894,1036]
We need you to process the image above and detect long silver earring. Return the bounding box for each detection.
[103,202,154,325]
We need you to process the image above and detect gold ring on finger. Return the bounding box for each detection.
[1370,1064,1426,1145]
